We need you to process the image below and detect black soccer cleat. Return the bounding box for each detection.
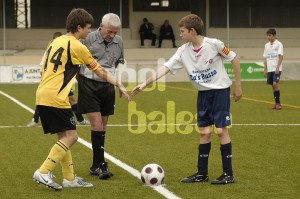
[181,173,209,183]
[90,164,114,178]
[99,162,113,180]
[89,167,100,176]
[211,172,234,185]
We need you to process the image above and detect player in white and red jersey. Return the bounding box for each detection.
[263,28,283,110]
[132,14,242,185]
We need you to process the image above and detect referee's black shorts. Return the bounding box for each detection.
[77,75,115,116]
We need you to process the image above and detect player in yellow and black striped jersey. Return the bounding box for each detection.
[27,31,90,127]
[36,34,99,108]
[32,8,131,191]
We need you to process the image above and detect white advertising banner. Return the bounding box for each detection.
[0,63,299,83]
[0,65,41,83]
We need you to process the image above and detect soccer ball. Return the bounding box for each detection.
[140,163,165,186]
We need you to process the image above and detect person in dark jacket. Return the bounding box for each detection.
[139,18,156,47]
[159,20,177,48]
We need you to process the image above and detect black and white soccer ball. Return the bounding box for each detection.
[140,163,165,186]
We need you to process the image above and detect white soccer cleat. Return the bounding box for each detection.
[62,176,93,188]
[33,169,62,191]
[78,119,90,125]
[27,121,38,127]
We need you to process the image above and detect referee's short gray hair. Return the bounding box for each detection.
[102,13,121,28]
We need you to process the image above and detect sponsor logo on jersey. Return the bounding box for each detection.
[204,59,213,64]
[193,47,202,58]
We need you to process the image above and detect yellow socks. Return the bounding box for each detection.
[60,150,75,181]
[39,140,69,174]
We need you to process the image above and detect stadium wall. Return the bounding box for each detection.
[1,27,300,49]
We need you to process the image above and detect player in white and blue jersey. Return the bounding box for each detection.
[132,14,242,185]
[263,28,283,110]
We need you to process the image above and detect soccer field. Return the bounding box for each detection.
[0,81,299,199]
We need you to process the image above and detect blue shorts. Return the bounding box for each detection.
[197,88,231,128]
[267,71,281,85]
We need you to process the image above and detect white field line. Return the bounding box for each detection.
[0,90,181,199]
[0,91,35,114]
[108,123,299,126]
[1,123,300,129]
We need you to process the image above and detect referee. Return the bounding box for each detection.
[78,13,124,179]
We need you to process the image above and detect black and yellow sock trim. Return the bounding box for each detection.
[56,140,69,152]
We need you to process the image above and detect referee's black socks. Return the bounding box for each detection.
[91,131,106,168]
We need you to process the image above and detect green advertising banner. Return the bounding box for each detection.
[225,63,265,80]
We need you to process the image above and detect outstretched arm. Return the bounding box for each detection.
[94,67,131,102]
[131,65,170,96]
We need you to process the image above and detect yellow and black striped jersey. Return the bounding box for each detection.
[39,39,56,71]
[36,35,99,108]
